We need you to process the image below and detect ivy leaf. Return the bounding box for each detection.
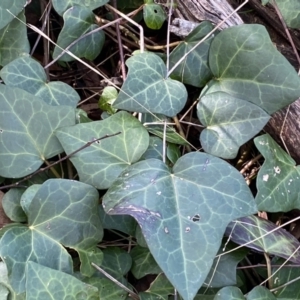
[26,262,98,299]
[77,247,103,277]
[113,52,187,117]
[0,179,101,294]
[2,188,26,222]
[98,86,118,114]
[0,85,76,178]
[207,24,300,114]
[225,215,300,263]
[0,56,80,106]
[197,92,270,159]
[247,286,276,300]
[56,111,149,189]
[0,1,27,30]
[169,21,214,87]
[254,134,300,212]
[0,12,30,67]
[275,0,300,29]
[213,286,244,300]
[143,2,167,30]
[52,0,108,16]
[53,6,105,61]
[103,153,257,300]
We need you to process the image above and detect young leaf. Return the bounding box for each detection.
[254,134,300,212]
[26,262,98,299]
[0,56,80,106]
[56,111,149,189]
[0,85,76,178]
[143,2,167,30]
[0,12,29,67]
[225,215,300,263]
[52,0,108,16]
[198,91,270,159]
[113,52,188,117]
[103,152,257,300]
[207,24,300,114]
[53,6,105,61]
[169,21,214,87]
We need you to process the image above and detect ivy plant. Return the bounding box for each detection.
[0,0,300,300]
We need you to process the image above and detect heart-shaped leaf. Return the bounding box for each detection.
[0,85,76,178]
[56,111,149,189]
[113,52,188,117]
[0,12,29,67]
[103,152,257,300]
[0,56,80,106]
[26,262,98,299]
[169,21,214,87]
[53,6,105,61]
[0,1,27,30]
[197,92,270,158]
[254,134,300,212]
[207,24,300,114]
[52,0,108,16]
[225,215,300,263]
[0,179,101,294]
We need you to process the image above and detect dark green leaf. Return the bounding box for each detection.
[2,188,26,222]
[130,246,161,279]
[103,153,257,300]
[52,0,108,16]
[113,52,187,117]
[198,92,270,158]
[0,85,76,178]
[20,184,41,216]
[213,286,244,300]
[0,12,29,66]
[225,215,300,263]
[56,111,149,189]
[53,6,105,61]
[169,21,214,87]
[0,1,27,30]
[208,24,300,114]
[254,134,300,212]
[247,286,276,300]
[0,56,80,106]
[26,261,98,299]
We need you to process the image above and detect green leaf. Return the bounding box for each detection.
[113,52,188,117]
[0,179,101,294]
[26,261,98,299]
[53,6,105,61]
[130,246,162,279]
[56,111,149,189]
[52,0,108,16]
[272,258,300,299]
[169,21,214,87]
[77,247,103,277]
[247,286,276,300]
[275,0,300,29]
[204,245,247,288]
[0,85,76,178]
[225,215,300,263]
[2,188,26,222]
[254,134,300,212]
[198,91,270,159]
[0,56,80,106]
[0,1,27,30]
[214,286,244,300]
[207,24,300,114]
[20,184,41,216]
[143,3,167,30]
[103,152,257,300]
[0,12,29,67]
[98,86,118,115]
[140,273,174,300]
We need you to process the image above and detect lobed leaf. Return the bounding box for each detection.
[103,152,257,300]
